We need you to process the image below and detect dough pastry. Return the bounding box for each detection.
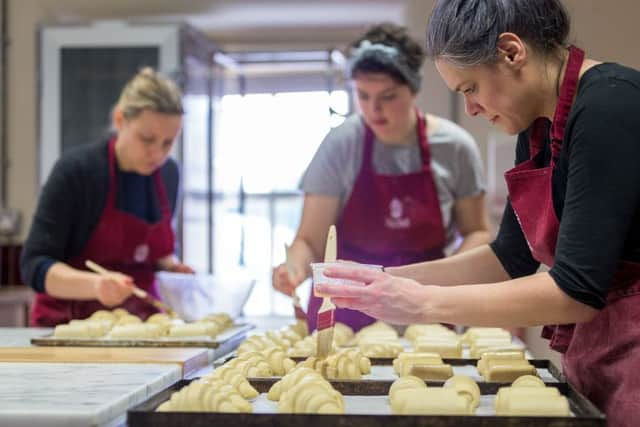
[333,322,354,346]
[277,327,303,345]
[200,312,233,329]
[324,352,361,379]
[226,352,273,377]
[237,335,279,355]
[68,319,112,336]
[264,330,295,349]
[54,323,103,338]
[115,314,143,325]
[341,348,371,374]
[511,374,545,388]
[495,386,568,416]
[354,321,398,344]
[408,363,454,381]
[109,323,162,339]
[111,308,130,319]
[200,372,258,399]
[393,352,443,375]
[359,341,404,358]
[443,375,480,409]
[146,313,172,324]
[287,336,317,357]
[413,338,462,358]
[404,324,456,341]
[278,377,344,414]
[156,381,252,412]
[477,351,527,376]
[88,310,117,322]
[484,360,537,382]
[461,327,511,345]
[261,346,296,375]
[391,388,472,415]
[388,376,427,405]
[289,319,309,338]
[267,367,324,401]
[471,344,525,359]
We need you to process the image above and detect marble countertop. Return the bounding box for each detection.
[0,362,180,427]
[0,319,284,426]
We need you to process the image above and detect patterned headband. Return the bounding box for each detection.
[347,40,421,92]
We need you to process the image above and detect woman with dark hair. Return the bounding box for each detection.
[272,23,490,332]
[316,1,640,424]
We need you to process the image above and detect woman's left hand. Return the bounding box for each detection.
[315,265,435,325]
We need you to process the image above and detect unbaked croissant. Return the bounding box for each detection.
[267,367,324,401]
[495,382,569,416]
[156,381,252,412]
[109,323,163,339]
[359,341,404,358]
[391,387,472,415]
[333,322,354,346]
[443,375,480,410]
[237,335,280,355]
[202,369,259,400]
[261,346,296,375]
[225,352,273,377]
[205,366,259,399]
[393,352,443,375]
[277,377,344,414]
[388,376,427,406]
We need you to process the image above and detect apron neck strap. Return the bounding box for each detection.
[362,109,431,170]
[529,46,585,162]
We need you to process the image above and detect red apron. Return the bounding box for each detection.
[504,46,640,426]
[307,110,447,331]
[31,138,175,326]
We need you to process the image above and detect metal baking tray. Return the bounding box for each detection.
[127,376,605,426]
[30,323,254,349]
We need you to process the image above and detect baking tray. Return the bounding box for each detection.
[127,377,606,426]
[229,356,564,384]
[30,323,254,349]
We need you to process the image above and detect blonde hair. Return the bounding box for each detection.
[116,67,183,120]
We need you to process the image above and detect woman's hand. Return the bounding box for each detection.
[93,272,134,307]
[315,265,436,325]
[272,263,305,296]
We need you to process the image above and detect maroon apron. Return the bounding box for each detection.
[504,46,640,426]
[307,110,447,331]
[31,138,175,326]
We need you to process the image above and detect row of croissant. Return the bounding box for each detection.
[53,308,233,339]
[156,320,569,416]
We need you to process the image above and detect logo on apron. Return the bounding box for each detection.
[133,243,150,263]
[385,198,410,229]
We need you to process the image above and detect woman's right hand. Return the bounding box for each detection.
[272,263,304,296]
[93,272,135,307]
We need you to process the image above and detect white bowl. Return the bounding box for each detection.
[155,271,255,321]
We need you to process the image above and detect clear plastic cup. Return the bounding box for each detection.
[310,262,383,297]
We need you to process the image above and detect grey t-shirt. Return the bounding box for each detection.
[300,114,486,250]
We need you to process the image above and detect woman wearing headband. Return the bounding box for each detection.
[316,1,640,423]
[272,23,490,332]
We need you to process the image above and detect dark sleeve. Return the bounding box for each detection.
[160,157,179,216]
[20,155,86,293]
[549,80,640,309]
[489,132,541,278]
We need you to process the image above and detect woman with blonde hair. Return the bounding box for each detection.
[22,68,193,326]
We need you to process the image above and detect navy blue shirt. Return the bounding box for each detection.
[20,139,179,293]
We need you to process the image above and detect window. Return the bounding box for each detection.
[182,89,348,316]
